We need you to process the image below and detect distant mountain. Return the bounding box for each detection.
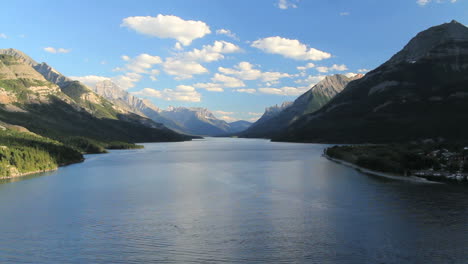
[0,49,190,152]
[228,120,252,133]
[237,102,292,137]
[157,107,250,136]
[239,74,361,138]
[87,79,249,136]
[274,20,468,143]
[160,107,231,136]
[91,80,184,132]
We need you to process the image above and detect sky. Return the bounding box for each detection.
[0,0,466,122]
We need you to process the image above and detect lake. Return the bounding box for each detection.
[0,138,467,263]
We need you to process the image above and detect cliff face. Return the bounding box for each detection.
[33,63,71,87]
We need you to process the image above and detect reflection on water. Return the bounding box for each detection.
[0,138,467,263]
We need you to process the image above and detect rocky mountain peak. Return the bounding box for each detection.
[353,73,365,79]
[387,20,468,65]
[311,74,355,98]
[0,48,38,66]
[265,102,293,115]
[0,51,47,81]
[94,80,126,100]
[33,62,71,86]
[163,107,214,119]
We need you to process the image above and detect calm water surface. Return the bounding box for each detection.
[0,138,467,263]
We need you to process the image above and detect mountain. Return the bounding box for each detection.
[239,74,361,138]
[87,79,250,136]
[31,61,125,120]
[0,121,84,178]
[0,49,190,152]
[160,107,232,136]
[0,48,132,120]
[91,80,184,132]
[274,20,468,143]
[238,102,292,137]
[228,120,252,133]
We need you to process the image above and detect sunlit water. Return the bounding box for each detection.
[0,138,467,263]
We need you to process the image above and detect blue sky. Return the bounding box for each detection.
[0,0,466,122]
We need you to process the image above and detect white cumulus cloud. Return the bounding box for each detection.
[181,41,241,62]
[70,73,142,90]
[69,75,111,87]
[218,61,291,82]
[117,53,162,73]
[108,53,162,89]
[295,75,327,86]
[162,58,209,80]
[162,40,240,80]
[112,72,143,89]
[211,73,245,88]
[133,85,201,102]
[193,82,224,92]
[216,29,239,40]
[258,86,309,96]
[251,36,331,61]
[121,14,211,46]
[213,110,238,122]
[297,63,316,71]
[277,0,298,9]
[44,47,71,54]
[315,64,348,73]
[417,0,457,5]
[234,88,256,94]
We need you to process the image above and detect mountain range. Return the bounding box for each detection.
[91,80,185,132]
[239,74,362,138]
[2,20,465,149]
[89,80,252,136]
[160,107,251,136]
[0,48,191,153]
[273,20,468,143]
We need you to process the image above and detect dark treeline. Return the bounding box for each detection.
[0,129,83,178]
[326,142,468,176]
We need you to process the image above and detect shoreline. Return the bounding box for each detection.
[324,153,440,184]
[0,168,58,180]
[0,158,85,180]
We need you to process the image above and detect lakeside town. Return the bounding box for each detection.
[413,147,468,182]
[325,144,468,184]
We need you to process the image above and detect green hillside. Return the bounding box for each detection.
[0,51,192,154]
[0,125,83,178]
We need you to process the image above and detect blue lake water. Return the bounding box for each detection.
[0,138,467,263]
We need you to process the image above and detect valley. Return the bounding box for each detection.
[1,2,468,262]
